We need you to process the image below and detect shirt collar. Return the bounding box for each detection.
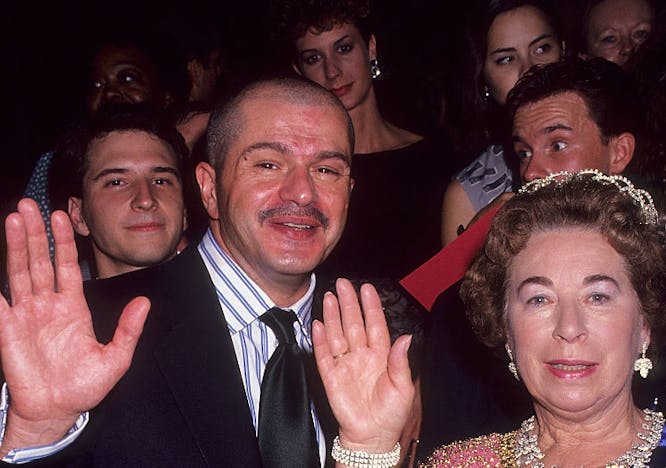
[197,228,316,334]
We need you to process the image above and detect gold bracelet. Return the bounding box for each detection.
[331,435,400,468]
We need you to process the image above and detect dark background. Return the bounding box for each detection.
[2,0,660,204]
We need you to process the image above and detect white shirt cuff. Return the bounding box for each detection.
[0,383,88,464]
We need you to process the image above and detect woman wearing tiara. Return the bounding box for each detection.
[314,170,666,466]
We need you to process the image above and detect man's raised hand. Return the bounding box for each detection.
[0,199,149,453]
[312,278,414,455]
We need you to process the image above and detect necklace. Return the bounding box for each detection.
[515,408,665,467]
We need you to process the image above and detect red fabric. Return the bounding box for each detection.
[399,204,502,311]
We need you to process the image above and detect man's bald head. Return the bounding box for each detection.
[206,77,355,173]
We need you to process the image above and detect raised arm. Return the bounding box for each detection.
[0,199,149,454]
[312,278,414,460]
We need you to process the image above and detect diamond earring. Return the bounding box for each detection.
[634,342,653,378]
[370,58,381,79]
[506,344,519,381]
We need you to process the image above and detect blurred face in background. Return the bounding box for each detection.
[294,22,376,112]
[86,44,169,113]
[582,0,653,68]
[484,5,563,105]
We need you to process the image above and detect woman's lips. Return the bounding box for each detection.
[546,360,598,379]
[331,83,352,97]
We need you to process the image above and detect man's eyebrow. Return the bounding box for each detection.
[240,143,351,165]
[240,141,289,158]
[544,124,573,133]
[317,151,351,167]
[151,166,181,178]
[583,274,620,289]
[111,61,144,70]
[92,168,127,181]
[516,276,552,294]
[91,166,181,182]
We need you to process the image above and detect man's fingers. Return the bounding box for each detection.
[19,199,54,294]
[51,211,83,294]
[105,297,150,373]
[387,335,413,392]
[312,319,335,378]
[336,278,367,351]
[359,283,391,351]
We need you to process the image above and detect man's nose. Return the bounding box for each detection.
[131,181,158,210]
[279,166,316,206]
[101,82,123,104]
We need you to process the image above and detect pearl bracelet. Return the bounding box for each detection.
[331,436,400,468]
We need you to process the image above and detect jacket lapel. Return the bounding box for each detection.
[153,248,262,467]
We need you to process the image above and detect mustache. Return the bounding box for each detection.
[258,206,329,228]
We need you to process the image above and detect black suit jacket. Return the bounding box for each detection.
[23,246,335,467]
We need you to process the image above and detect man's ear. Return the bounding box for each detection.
[68,197,90,237]
[195,162,220,220]
[609,132,635,174]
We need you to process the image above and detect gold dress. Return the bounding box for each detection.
[421,431,517,467]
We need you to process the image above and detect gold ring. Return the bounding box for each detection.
[333,352,348,359]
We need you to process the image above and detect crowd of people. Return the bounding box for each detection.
[0,0,665,466]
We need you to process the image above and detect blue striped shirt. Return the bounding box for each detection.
[0,384,88,463]
[198,229,326,464]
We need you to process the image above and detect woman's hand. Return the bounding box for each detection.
[313,278,414,453]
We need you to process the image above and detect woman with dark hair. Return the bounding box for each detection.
[440,0,565,245]
[315,170,666,465]
[273,0,454,279]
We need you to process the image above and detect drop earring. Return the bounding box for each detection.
[506,344,519,381]
[370,58,381,79]
[634,342,653,378]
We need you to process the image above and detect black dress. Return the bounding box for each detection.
[318,136,454,280]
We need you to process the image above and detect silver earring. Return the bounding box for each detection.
[634,342,653,379]
[506,344,519,381]
[370,58,381,79]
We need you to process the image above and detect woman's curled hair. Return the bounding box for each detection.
[461,172,665,349]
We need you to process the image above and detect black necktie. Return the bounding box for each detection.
[258,307,320,468]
